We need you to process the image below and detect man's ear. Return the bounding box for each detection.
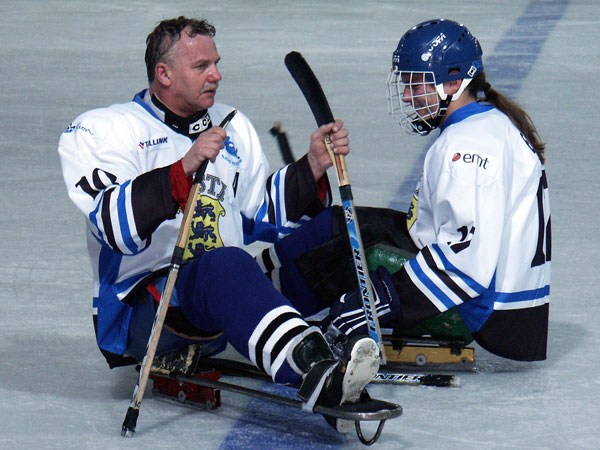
[154,62,171,87]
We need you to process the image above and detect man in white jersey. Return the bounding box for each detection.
[58,16,379,432]
[269,19,550,362]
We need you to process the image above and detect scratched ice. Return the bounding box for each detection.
[1,1,598,449]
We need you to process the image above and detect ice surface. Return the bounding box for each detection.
[1,1,599,449]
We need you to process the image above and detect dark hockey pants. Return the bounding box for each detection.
[266,205,415,312]
[126,246,309,385]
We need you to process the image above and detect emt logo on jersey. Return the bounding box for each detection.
[138,136,168,150]
[452,152,491,170]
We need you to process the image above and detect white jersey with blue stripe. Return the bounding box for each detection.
[58,90,329,356]
[399,102,550,359]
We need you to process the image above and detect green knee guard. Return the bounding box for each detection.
[366,244,474,345]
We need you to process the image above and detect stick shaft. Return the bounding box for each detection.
[325,143,386,363]
[129,178,200,409]
[122,109,236,435]
[285,51,386,362]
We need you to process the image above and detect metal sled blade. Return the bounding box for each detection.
[152,370,401,446]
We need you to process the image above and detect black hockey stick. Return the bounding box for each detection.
[269,121,295,165]
[192,356,459,387]
[285,51,386,363]
[121,109,237,437]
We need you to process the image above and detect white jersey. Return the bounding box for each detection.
[58,90,329,357]
[398,102,550,360]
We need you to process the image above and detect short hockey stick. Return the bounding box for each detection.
[269,121,295,165]
[285,51,386,363]
[121,109,237,437]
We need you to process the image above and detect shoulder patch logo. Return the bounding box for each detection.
[221,136,242,166]
[451,152,491,170]
[64,122,94,135]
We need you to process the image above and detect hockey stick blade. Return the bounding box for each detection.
[285,51,334,127]
[372,372,460,388]
[285,51,386,362]
[285,51,386,364]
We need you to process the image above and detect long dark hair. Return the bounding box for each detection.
[468,73,545,163]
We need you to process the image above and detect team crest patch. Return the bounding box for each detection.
[407,195,418,231]
[221,136,242,166]
[184,195,226,260]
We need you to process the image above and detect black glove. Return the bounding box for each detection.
[328,266,401,337]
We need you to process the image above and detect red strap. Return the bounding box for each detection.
[317,176,328,203]
[170,160,193,210]
[146,282,162,303]
[146,281,176,310]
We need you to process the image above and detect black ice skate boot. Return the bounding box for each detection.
[291,328,379,433]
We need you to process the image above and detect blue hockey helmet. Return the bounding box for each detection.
[392,19,483,85]
[387,19,483,134]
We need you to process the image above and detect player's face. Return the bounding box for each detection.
[401,72,440,119]
[167,32,222,116]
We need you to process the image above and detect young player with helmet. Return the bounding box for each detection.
[265,18,550,362]
[58,16,380,432]
[333,18,550,360]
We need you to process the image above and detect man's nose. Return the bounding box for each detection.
[208,66,222,82]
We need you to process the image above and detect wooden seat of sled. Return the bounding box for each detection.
[382,337,475,371]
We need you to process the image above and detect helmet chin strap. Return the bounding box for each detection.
[410,94,451,136]
[429,95,452,130]
[408,78,473,135]
[436,78,473,102]
[417,78,473,133]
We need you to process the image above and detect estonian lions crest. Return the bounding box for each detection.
[184,194,226,260]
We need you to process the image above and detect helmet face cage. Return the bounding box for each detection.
[387,19,483,135]
[387,69,444,135]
